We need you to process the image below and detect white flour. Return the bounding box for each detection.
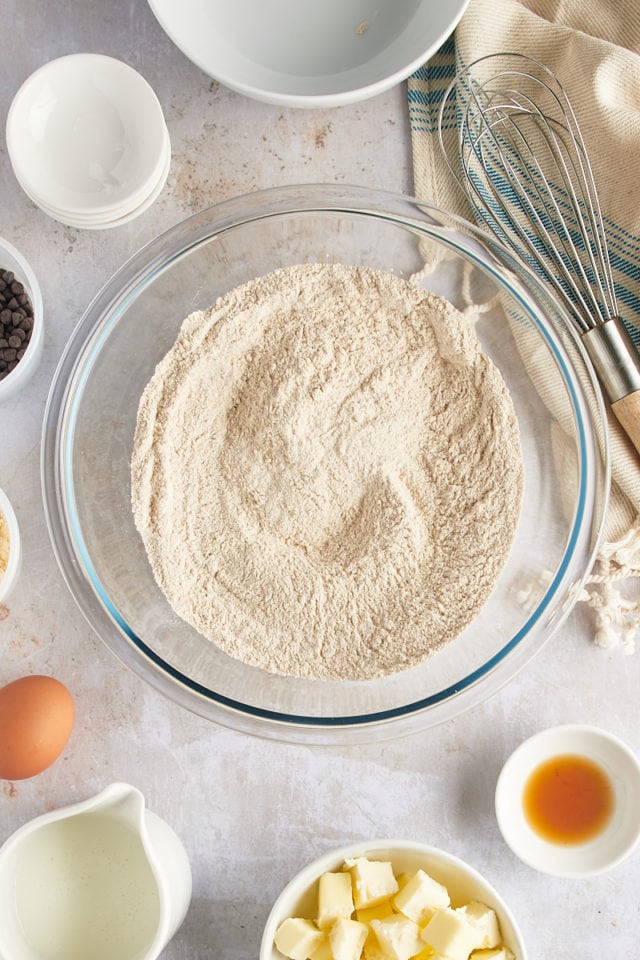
[131,264,523,681]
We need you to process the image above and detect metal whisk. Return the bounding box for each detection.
[438,52,640,455]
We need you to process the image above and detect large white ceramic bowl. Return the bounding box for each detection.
[260,839,527,960]
[147,0,470,107]
[6,54,169,219]
[41,185,608,744]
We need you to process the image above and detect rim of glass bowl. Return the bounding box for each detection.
[41,184,609,744]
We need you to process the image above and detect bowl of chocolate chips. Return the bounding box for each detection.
[0,237,43,401]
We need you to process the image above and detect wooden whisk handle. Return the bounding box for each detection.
[611,390,640,456]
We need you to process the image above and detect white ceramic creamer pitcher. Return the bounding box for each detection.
[0,782,192,960]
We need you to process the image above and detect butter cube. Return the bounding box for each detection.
[363,932,391,960]
[422,908,481,960]
[457,902,501,950]
[411,949,438,960]
[329,918,369,960]
[356,900,395,925]
[361,902,397,960]
[393,870,450,925]
[370,916,424,960]
[310,937,333,960]
[318,872,355,928]
[470,950,514,960]
[345,858,399,909]
[275,918,325,960]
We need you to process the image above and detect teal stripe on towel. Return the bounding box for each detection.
[407,42,640,340]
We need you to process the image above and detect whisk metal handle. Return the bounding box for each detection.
[582,317,640,455]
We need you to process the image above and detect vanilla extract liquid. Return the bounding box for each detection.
[523,753,614,845]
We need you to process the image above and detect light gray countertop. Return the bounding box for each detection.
[1,2,639,958]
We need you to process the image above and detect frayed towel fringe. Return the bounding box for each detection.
[579,519,640,655]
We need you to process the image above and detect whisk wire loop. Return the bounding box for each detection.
[437,53,640,453]
[439,54,619,332]
[473,96,604,330]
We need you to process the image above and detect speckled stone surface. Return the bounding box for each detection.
[1,3,639,959]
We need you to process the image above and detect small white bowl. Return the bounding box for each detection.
[260,839,527,960]
[148,0,470,107]
[11,127,171,230]
[495,725,640,878]
[0,487,21,603]
[0,238,43,402]
[6,54,168,217]
[47,143,171,230]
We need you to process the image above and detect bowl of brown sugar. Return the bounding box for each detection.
[41,184,609,743]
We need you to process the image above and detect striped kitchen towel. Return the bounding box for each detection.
[408,0,640,651]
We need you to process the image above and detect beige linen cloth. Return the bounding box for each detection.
[408,0,640,651]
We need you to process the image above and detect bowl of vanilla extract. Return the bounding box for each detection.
[495,724,640,878]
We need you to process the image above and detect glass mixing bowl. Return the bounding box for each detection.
[42,185,609,743]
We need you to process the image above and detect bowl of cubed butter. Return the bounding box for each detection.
[261,840,527,960]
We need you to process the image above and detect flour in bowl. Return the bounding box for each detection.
[131,263,523,681]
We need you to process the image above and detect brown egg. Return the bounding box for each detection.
[0,675,75,780]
